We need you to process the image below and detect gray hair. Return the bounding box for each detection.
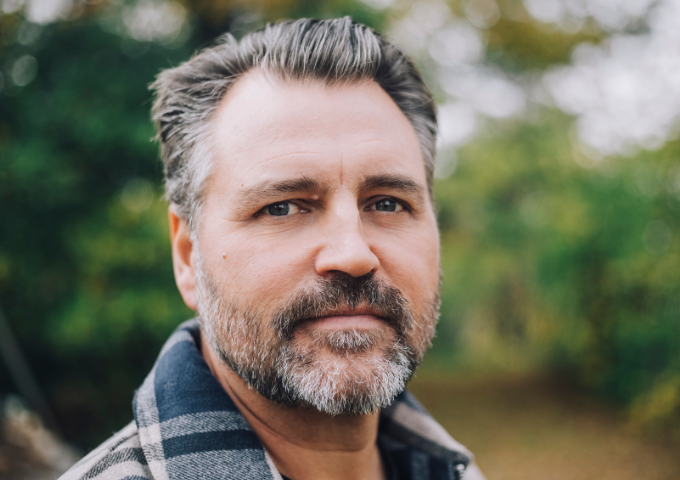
[151,17,437,230]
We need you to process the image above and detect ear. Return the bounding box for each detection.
[169,206,198,310]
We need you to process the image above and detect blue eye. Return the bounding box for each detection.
[374,199,402,212]
[267,202,291,216]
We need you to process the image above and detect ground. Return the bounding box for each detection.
[408,373,680,480]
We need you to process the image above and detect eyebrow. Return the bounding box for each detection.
[362,174,423,197]
[236,176,329,208]
[234,173,425,211]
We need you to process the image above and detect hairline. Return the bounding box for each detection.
[152,19,438,237]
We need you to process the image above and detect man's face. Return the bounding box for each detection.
[194,70,440,414]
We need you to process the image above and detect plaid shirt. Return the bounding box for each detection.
[60,319,485,480]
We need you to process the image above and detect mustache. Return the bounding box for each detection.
[272,273,413,340]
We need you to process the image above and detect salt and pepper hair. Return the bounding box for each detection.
[151,17,438,231]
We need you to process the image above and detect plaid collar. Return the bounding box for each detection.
[133,319,471,480]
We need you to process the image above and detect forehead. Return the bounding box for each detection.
[208,70,425,192]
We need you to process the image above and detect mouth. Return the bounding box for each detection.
[304,306,387,331]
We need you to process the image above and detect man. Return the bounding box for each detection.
[61,18,484,480]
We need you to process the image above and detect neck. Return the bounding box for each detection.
[200,330,386,480]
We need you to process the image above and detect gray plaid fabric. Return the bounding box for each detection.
[60,319,485,480]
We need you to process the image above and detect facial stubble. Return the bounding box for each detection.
[196,253,439,415]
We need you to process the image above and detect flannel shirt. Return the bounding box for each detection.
[60,319,485,480]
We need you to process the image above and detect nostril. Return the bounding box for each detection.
[314,239,379,279]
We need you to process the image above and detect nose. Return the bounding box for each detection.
[314,201,379,278]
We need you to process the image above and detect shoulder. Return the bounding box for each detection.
[59,421,152,480]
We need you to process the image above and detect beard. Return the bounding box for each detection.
[196,253,439,416]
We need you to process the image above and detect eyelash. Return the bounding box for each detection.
[254,200,307,218]
[256,197,411,217]
[366,197,411,213]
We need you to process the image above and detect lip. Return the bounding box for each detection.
[305,307,386,330]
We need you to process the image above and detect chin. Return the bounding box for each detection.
[273,332,415,416]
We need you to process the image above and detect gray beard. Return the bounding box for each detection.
[195,253,438,416]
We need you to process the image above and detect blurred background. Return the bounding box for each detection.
[1,0,679,478]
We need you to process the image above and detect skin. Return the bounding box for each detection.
[169,70,440,480]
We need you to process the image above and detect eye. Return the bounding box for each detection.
[264,201,300,216]
[373,198,403,212]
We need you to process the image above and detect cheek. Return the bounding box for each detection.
[199,228,315,306]
[371,222,440,304]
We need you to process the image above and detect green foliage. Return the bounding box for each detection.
[432,112,680,431]
[486,16,604,72]
[0,20,203,446]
